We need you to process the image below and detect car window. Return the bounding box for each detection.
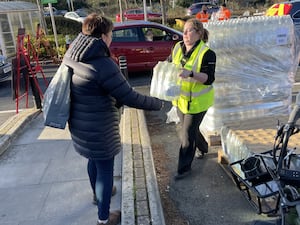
[142,27,170,41]
[127,10,135,14]
[70,13,77,18]
[292,7,300,19]
[113,27,139,42]
[76,11,87,17]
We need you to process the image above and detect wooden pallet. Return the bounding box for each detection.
[203,130,222,146]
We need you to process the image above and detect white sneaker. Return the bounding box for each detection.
[195,149,204,159]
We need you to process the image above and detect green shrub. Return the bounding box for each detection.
[45,16,82,36]
[41,15,188,57]
[37,17,82,58]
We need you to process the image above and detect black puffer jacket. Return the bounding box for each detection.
[63,33,162,160]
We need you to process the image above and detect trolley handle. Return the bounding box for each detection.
[288,92,300,124]
[275,124,300,170]
[272,101,300,168]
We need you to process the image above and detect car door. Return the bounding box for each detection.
[111,26,149,72]
[125,9,142,20]
[124,9,134,20]
[290,2,300,36]
[111,25,179,72]
[133,9,144,20]
[140,26,179,69]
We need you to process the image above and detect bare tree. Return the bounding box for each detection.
[160,0,167,25]
[123,0,128,9]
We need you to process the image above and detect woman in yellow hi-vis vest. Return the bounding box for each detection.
[170,18,216,180]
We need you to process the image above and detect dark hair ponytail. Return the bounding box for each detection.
[203,28,209,43]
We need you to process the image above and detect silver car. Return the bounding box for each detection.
[0,55,12,82]
[186,2,219,16]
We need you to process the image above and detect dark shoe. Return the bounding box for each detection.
[97,210,121,225]
[93,194,97,205]
[111,185,117,196]
[174,170,191,180]
[93,186,117,205]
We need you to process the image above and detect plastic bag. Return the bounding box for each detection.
[42,63,72,129]
[150,61,181,101]
[166,106,180,124]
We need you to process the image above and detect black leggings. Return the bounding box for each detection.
[177,109,207,174]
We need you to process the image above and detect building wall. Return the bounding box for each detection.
[0,1,40,58]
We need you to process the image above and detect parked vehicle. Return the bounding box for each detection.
[0,55,11,82]
[64,11,87,23]
[111,21,182,72]
[265,0,300,31]
[43,7,67,17]
[186,2,219,16]
[116,8,162,22]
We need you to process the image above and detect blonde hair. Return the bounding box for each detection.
[185,18,209,43]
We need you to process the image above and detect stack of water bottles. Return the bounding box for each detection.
[150,61,182,101]
[200,15,300,134]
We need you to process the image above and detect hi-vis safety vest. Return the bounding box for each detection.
[172,41,214,114]
[196,12,209,22]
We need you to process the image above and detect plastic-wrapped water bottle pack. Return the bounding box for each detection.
[200,15,300,133]
[150,61,182,101]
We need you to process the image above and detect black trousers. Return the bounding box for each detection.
[177,109,208,174]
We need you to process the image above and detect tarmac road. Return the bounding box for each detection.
[0,64,58,126]
[0,66,299,225]
[144,99,279,225]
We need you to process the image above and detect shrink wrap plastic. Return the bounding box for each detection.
[200,16,300,137]
[150,61,182,101]
[221,125,252,163]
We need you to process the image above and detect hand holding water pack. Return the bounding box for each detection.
[150,61,181,101]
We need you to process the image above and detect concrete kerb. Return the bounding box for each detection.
[121,107,135,224]
[121,107,165,225]
[137,109,166,225]
[0,108,41,156]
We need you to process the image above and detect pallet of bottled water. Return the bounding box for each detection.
[200,15,300,134]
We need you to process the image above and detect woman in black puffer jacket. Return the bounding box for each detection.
[62,13,162,225]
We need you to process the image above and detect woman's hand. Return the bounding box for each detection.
[179,69,192,79]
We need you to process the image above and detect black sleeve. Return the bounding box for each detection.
[99,59,162,111]
[200,49,216,85]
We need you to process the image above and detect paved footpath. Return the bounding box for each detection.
[0,107,165,225]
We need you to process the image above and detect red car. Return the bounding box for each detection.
[110,21,182,72]
[116,8,162,22]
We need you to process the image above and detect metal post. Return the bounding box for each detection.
[48,3,59,59]
[118,0,123,22]
[29,75,42,109]
[119,56,128,80]
[143,0,147,21]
